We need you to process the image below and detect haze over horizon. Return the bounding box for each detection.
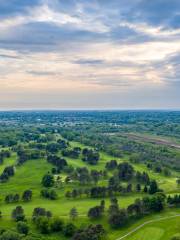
[0,0,180,109]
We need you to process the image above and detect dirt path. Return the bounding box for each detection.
[115,214,180,240]
[123,133,180,150]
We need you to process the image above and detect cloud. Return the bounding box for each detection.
[73,59,105,65]
[27,70,60,76]
[0,54,21,59]
[0,0,179,109]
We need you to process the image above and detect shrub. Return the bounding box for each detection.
[17,221,29,235]
[11,206,25,222]
[50,218,64,232]
[0,231,21,240]
[63,223,76,237]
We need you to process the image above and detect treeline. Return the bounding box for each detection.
[107,161,150,182]
[64,162,160,198]
[0,165,15,182]
[87,193,166,229]
[167,194,180,206]
[0,150,11,164]
[47,154,68,172]
[5,190,32,203]
[40,189,58,200]
[65,179,159,199]
[0,205,105,240]
[65,167,107,185]
[16,148,45,165]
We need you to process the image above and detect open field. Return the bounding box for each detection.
[123,133,180,150]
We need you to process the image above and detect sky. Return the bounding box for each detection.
[0,0,180,110]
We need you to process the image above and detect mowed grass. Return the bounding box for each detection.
[106,209,180,240]
[0,140,180,240]
[122,214,180,240]
[0,156,145,217]
[0,140,179,219]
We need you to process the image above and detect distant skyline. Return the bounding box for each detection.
[0,0,180,109]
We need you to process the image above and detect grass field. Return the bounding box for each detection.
[117,211,180,240]
[0,139,179,239]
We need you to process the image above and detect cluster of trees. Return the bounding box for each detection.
[65,185,125,199]
[66,167,107,185]
[11,206,25,222]
[65,178,159,199]
[57,139,69,149]
[167,194,180,206]
[31,206,104,239]
[17,149,44,165]
[146,162,171,176]
[60,123,180,171]
[105,160,118,170]
[32,207,52,221]
[0,230,26,240]
[0,150,11,164]
[82,148,100,165]
[5,190,32,203]
[46,143,60,153]
[106,161,149,183]
[0,128,18,147]
[88,200,105,219]
[46,139,69,153]
[16,221,29,235]
[100,194,165,229]
[72,224,105,240]
[3,202,105,240]
[35,217,77,236]
[62,147,81,159]
[106,162,159,195]
[40,189,58,200]
[0,166,15,182]
[126,143,180,172]
[85,193,166,229]
[47,154,68,171]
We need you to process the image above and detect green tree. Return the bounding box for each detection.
[108,209,128,229]
[176,178,180,187]
[17,221,29,235]
[0,231,20,240]
[149,180,158,194]
[11,206,25,222]
[36,217,50,234]
[50,218,64,232]
[69,207,78,220]
[63,223,76,237]
[41,173,54,188]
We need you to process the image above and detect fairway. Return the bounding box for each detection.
[127,226,165,240]
[124,216,180,240]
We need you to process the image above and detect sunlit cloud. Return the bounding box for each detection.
[0,0,179,109]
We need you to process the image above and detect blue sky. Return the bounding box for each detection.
[0,0,179,109]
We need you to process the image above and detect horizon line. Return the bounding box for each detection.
[0,108,180,112]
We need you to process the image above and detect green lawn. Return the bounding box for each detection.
[0,140,179,218]
[0,152,17,174]
[0,140,179,239]
[120,213,180,240]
